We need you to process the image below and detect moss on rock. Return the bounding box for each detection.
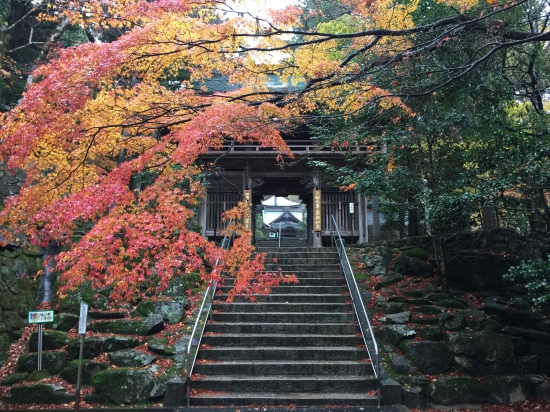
[28,369,51,381]
[28,330,69,352]
[17,351,68,374]
[429,376,486,405]
[59,360,108,384]
[92,368,155,405]
[1,373,29,386]
[10,382,74,404]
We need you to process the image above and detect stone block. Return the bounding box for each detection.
[380,303,408,315]
[429,376,486,406]
[92,368,155,405]
[438,312,465,331]
[67,337,105,360]
[375,325,417,346]
[390,353,415,375]
[517,355,540,374]
[17,351,68,375]
[28,330,69,352]
[400,340,451,375]
[380,378,402,405]
[392,255,433,277]
[385,311,411,325]
[50,313,79,332]
[10,383,74,404]
[59,360,108,384]
[103,336,140,352]
[164,376,186,407]
[419,326,445,341]
[402,384,426,408]
[109,349,157,367]
[91,314,164,335]
[485,375,535,404]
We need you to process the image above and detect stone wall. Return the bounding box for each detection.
[359,229,550,292]
[356,240,550,408]
[0,246,41,366]
[0,161,25,206]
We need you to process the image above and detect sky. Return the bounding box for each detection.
[227,0,300,18]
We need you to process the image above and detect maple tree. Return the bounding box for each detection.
[1,0,549,302]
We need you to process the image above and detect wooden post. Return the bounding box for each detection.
[372,196,381,241]
[198,193,207,237]
[358,194,367,244]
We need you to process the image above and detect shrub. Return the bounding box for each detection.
[504,256,550,310]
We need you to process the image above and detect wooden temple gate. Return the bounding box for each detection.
[198,140,374,246]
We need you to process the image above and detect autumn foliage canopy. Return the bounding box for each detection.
[0,0,547,302]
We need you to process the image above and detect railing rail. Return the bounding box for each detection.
[186,225,232,407]
[330,215,380,407]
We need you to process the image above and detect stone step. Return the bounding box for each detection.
[263,257,340,265]
[228,275,344,284]
[256,252,339,259]
[205,322,358,334]
[255,247,335,253]
[212,312,354,323]
[190,246,376,408]
[222,277,345,286]
[212,302,352,313]
[219,294,348,303]
[191,375,376,392]
[196,346,366,361]
[264,264,341,271]
[217,285,347,294]
[201,334,363,347]
[192,360,372,376]
[189,391,378,407]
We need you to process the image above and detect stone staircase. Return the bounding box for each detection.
[189,246,379,407]
[255,237,307,248]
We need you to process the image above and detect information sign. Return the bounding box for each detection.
[28,310,54,324]
[78,303,88,334]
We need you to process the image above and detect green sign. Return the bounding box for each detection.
[28,310,54,324]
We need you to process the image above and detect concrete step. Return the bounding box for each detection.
[212,302,352,313]
[205,322,358,334]
[201,334,363,347]
[212,312,354,323]
[220,294,349,303]
[222,277,345,286]
[256,251,339,259]
[217,285,347,294]
[189,391,378,406]
[264,264,341,271]
[263,257,340,265]
[190,246,377,408]
[223,268,345,282]
[191,375,377,392]
[256,247,336,251]
[196,346,366,361]
[192,360,372,376]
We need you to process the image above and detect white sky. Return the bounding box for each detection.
[227,0,300,18]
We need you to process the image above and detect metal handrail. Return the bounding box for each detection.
[330,215,380,407]
[186,226,232,407]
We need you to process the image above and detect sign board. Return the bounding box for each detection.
[349,202,355,214]
[78,303,88,334]
[28,310,54,324]
[314,190,322,231]
[243,190,251,230]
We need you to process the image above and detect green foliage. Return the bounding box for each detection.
[504,256,550,310]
